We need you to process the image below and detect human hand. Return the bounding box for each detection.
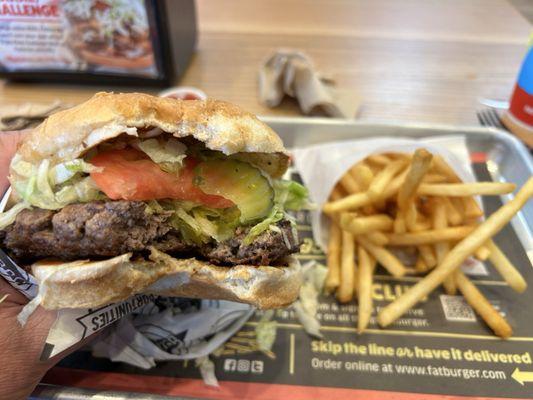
[0,131,74,400]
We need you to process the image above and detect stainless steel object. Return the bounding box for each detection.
[476,108,506,130]
[478,98,510,110]
[30,118,533,400]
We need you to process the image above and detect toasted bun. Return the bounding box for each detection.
[32,249,301,310]
[13,92,289,179]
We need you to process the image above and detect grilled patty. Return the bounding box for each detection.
[1,201,299,266]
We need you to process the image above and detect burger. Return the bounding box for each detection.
[0,93,306,310]
[63,0,154,70]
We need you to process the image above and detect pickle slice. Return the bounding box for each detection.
[195,159,274,222]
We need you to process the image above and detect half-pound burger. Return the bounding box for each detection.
[0,93,306,309]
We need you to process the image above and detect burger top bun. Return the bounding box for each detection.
[13,92,289,182]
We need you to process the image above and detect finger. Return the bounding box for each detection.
[0,130,30,194]
[0,276,30,306]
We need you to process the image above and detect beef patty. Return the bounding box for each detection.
[1,201,299,266]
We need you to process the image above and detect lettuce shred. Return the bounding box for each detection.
[137,138,186,174]
[9,155,104,210]
[255,310,277,352]
[195,356,219,387]
[292,261,328,338]
[146,200,241,245]
[0,202,30,230]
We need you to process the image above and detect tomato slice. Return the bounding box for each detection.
[90,148,233,208]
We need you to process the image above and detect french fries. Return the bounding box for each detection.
[377,177,533,334]
[323,148,532,339]
[368,159,408,201]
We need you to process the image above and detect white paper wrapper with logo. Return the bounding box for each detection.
[291,135,481,250]
[0,188,253,362]
[91,299,253,369]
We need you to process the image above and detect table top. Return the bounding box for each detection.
[0,0,530,125]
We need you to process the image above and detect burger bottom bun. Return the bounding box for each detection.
[31,248,301,310]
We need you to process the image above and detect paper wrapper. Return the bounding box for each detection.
[92,299,253,369]
[0,188,253,361]
[292,135,479,250]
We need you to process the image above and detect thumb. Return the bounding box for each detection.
[0,130,30,195]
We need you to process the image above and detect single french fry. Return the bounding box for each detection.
[423,173,448,183]
[353,245,360,296]
[394,212,407,233]
[443,275,457,295]
[377,177,533,328]
[340,214,394,235]
[340,172,361,194]
[417,182,516,197]
[388,152,410,160]
[323,192,371,214]
[432,155,461,183]
[397,148,433,211]
[329,186,346,201]
[358,246,375,333]
[337,230,355,303]
[441,197,463,226]
[356,236,406,278]
[450,197,466,219]
[430,198,454,291]
[325,222,342,293]
[462,197,484,219]
[367,154,391,167]
[405,202,419,232]
[455,271,512,338]
[338,212,359,225]
[414,220,432,232]
[386,226,475,245]
[368,159,408,201]
[474,245,491,261]
[366,231,389,246]
[415,256,428,273]
[486,240,527,293]
[418,245,437,268]
[352,163,374,190]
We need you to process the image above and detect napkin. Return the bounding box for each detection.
[258,49,359,118]
[0,100,67,131]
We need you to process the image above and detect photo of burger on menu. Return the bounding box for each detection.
[0,0,197,85]
[62,0,155,71]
